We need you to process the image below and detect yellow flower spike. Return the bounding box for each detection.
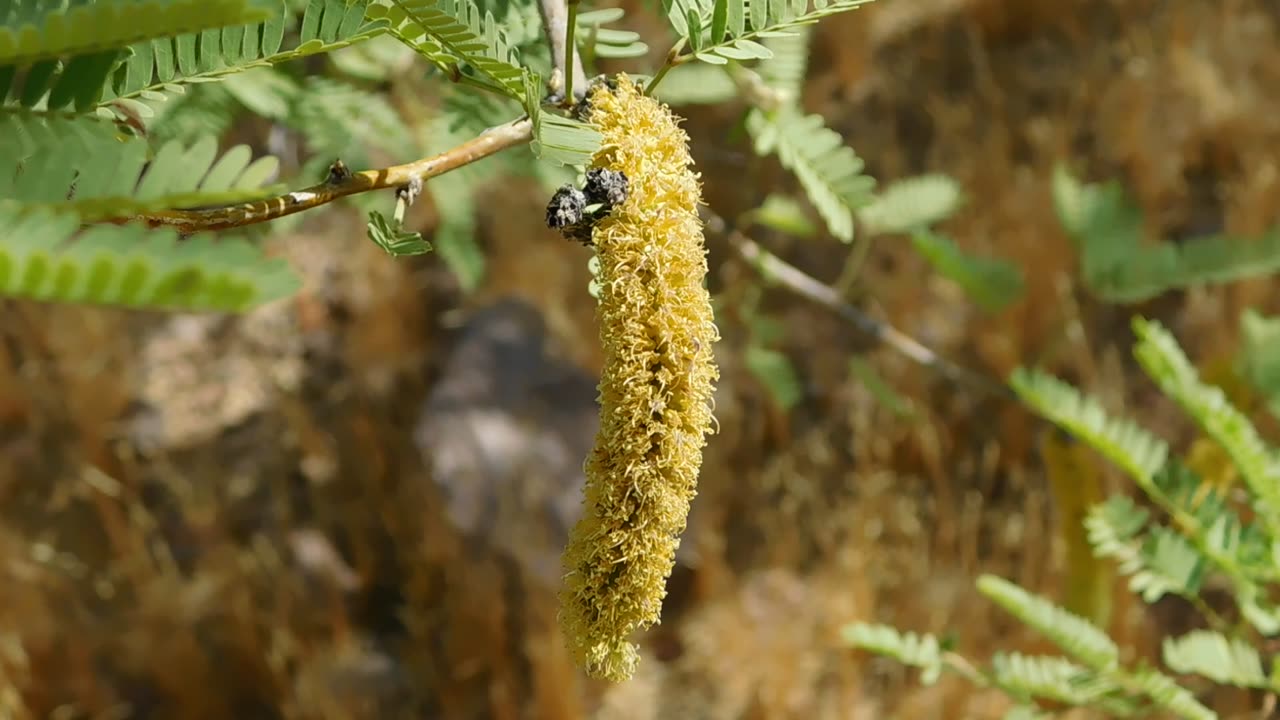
[558,75,720,682]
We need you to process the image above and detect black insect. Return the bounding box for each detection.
[544,168,630,247]
[583,168,629,209]
[325,159,352,185]
[546,184,588,228]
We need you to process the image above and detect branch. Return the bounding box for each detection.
[704,208,1016,401]
[111,118,534,234]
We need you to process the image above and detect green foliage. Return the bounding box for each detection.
[1237,308,1280,419]
[744,345,802,410]
[978,574,1119,672]
[1009,367,1169,486]
[3,112,280,219]
[989,653,1123,710]
[844,606,1208,718]
[755,25,809,99]
[1052,165,1280,303]
[650,63,737,104]
[100,0,387,120]
[858,173,964,235]
[848,356,915,418]
[910,230,1024,313]
[853,318,1280,718]
[841,624,943,685]
[1,0,275,113]
[746,106,874,241]
[145,81,243,145]
[1085,496,1206,603]
[0,205,298,311]
[527,76,602,166]
[1162,630,1269,689]
[1132,317,1280,535]
[660,0,874,66]
[286,74,417,172]
[575,8,648,60]
[367,209,431,255]
[744,194,818,237]
[373,0,529,99]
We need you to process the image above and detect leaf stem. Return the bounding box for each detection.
[111,118,534,234]
[644,39,687,95]
[563,0,580,103]
[536,0,587,101]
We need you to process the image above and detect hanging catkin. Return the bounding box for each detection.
[558,75,720,682]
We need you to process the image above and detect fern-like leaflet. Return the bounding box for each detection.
[372,0,528,100]
[1085,496,1207,603]
[746,105,874,241]
[1132,317,1280,536]
[1,0,280,113]
[3,112,280,219]
[1008,367,1169,487]
[0,205,298,311]
[664,0,875,66]
[1052,165,1280,303]
[988,653,1125,711]
[1163,630,1269,690]
[101,0,389,120]
[858,174,964,235]
[977,574,1119,672]
[910,230,1024,313]
[840,624,944,685]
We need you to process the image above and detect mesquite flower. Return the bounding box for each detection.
[558,75,720,681]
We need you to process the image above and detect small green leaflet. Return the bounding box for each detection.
[745,345,803,410]
[746,194,817,237]
[367,210,431,255]
[858,173,963,235]
[526,78,602,166]
[910,230,1024,313]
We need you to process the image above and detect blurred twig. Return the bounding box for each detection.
[704,208,1017,402]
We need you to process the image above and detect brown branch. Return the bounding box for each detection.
[704,208,1017,401]
[113,117,534,235]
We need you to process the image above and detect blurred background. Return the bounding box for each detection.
[3,0,1280,717]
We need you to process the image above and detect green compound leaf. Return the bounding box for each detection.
[0,205,299,312]
[1009,367,1169,487]
[2,111,280,219]
[1053,164,1280,303]
[978,574,1119,672]
[372,0,530,100]
[746,105,874,242]
[367,209,431,256]
[99,0,387,116]
[859,173,964,235]
[2,0,278,113]
[668,0,874,67]
[1163,630,1268,690]
[842,623,944,686]
[911,230,1024,313]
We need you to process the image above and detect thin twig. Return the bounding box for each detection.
[644,40,687,95]
[114,118,533,234]
[537,0,587,102]
[704,208,1016,401]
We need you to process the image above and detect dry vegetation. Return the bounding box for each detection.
[4,0,1280,717]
